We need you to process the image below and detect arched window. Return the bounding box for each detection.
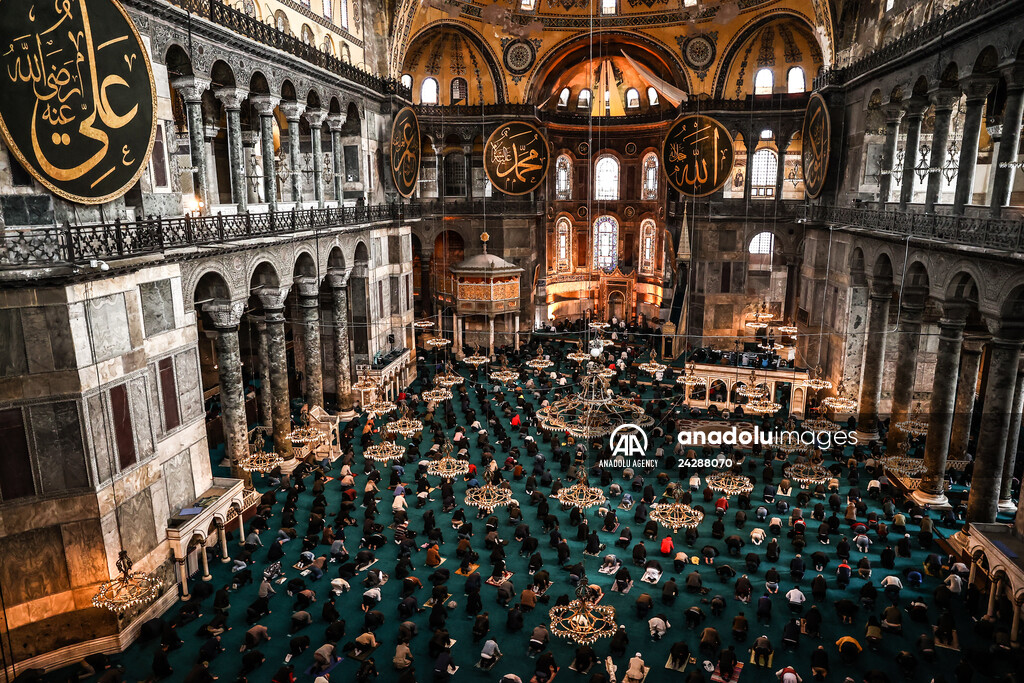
[451,77,468,104]
[787,67,805,93]
[323,0,331,19]
[274,10,289,33]
[641,152,658,200]
[338,0,348,26]
[595,156,619,200]
[749,231,775,255]
[341,44,350,63]
[555,154,572,200]
[323,36,334,55]
[401,74,413,91]
[421,78,439,105]
[626,88,640,109]
[521,0,536,9]
[640,219,656,274]
[750,149,777,198]
[557,87,571,108]
[647,87,659,106]
[556,217,572,272]
[301,24,315,45]
[601,0,615,14]
[578,89,592,110]
[443,153,466,196]
[593,216,618,271]
[754,68,774,95]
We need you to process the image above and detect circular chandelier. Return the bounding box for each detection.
[804,365,833,392]
[554,475,606,510]
[821,381,857,412]
[364,439,405,463]
[638,352,666,375]
[778,325,798,335]
[435,362,465,387]
[707,471,754,495]
[589,322,610,330]
[352,376,378,393]
[489,361,519,384]
[735,371,768,399]
[803,416,841,433]
[463,354,490,367]
[567,351,591,363]
[650,488,704,531]
[785,463,832,487]
[365,398,397,418]
[385,409,424,438]
[427,438,470,479]
[549,572,617,645]
[745,320,768,330]
[677,362,707,387]
[239,431,284,473]
[537,367,652,439]
[745,397,782,415]
[881,453,925,479]
[465,480,514,512]
[426,336,452,349]
[92,550,161,614]
[526,355,554,371]
[422,386,453,402]
[413,319,435,329]
[749,300,775,322]
[895,402,929,437]
[288,412,327,444]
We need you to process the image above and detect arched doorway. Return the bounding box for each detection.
[608,291,625,321]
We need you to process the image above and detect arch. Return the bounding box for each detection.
[938,61,959,88]
[557,87,571,108]
[849,247,868,287]
[294,251,318,279]
[273,9,290,34]
[249,71,271,96]
[595,155,619,200]
[709,379,728,403]
[164,44,194,78]
[249,259,282,291]
[944,271,980,305]
[301,24,316,46]
[421,77,439,104]
[754,68,774,95]
[342,102,360,136]
[787,66,805,93]
[450,77,468,104]
[210,60,236,88]
[647,87,659,106]
[401,73,413,90]
[625,87,640,109]
[555,154,573,200]
[871,252,895,282]
[327,246,347,272]
[712,13,824,98]
[194,270,233,303]
[353,241,370,264]
[404,23,507,104]
[972,46,999,76]
[281,79,298,102]
[577,89,592,110]
[306,89,322,110]
[641,151,659,200]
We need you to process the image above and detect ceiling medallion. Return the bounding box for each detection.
[503,39,536,75]
[624,142,638,156]
[577,206,588,219]
[682,34,717,72]
[624,205,636,219]
[577,141,590,157]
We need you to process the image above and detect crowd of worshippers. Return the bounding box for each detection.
[67,339,1008,683]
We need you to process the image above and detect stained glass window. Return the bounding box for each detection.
[556,217,571,272]
[641,152,658,200]
[595,156,619,200]
[555,155,572,200]
[640,219,656,274]
[593,216,618,270]
[750,148,777,198]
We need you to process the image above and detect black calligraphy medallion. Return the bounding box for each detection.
[801,93,831,199]
[0,0,156,204]
[663,115,735,197]
[390,106,420,198]
[484,120,548,196]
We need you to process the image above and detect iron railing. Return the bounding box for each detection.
[416,199,543,216]
[2,204,421,266]
[809,204,1024,252]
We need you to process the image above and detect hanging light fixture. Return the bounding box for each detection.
[413,319,436,329]
[537,365,652,438]
[785,463,832,487]
[364,438,405,463]
[677,362,707,386]
[422,385,453,402]
[554,473,606,510]
[706,471,754,495]
[821,381,857,412]
[803,365,833,391]
[778,324,798,335]
[525,351,554,371]
[239,431,284,473]
[489,360,519,384]
[435,362,465,387]
[802,416,841,433]
[894,401,929,437]
[650,486,705,531]
[288,411,327,444]
[385,408,424,438]
[745,396,782,415]
[638,351,666,375]
[463,346,490,366]
[465,472,514,512]
[365,396,398,418]
[427,439,470,479]
[92,550,162,614]
[426,336,452,349]
[735,370,768,399]
[549,571,618,645]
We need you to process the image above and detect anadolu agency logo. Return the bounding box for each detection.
[600,423,658,468]
[676,425,859,448]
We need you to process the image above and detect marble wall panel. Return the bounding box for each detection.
[86,393,112,485]
[117,488,158,561]
[30,401,89,494]
[0,308,28,377]
[60,519,108,588]
[0,526,71,604]
[175,349,203,424]
[87,294,131,362]
[129,375,154,460]
[140,279,175,338]
[163,448,195,515]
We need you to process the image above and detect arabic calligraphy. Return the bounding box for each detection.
[484,121,549,196]
[662,115,735,197]
[390,106,420,198]
[801,93,830,199]
[0,0,156,204]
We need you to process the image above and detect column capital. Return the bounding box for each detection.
[962,334,989,354]
[902,96,929,118]
[305,108,328,128]
[278,100,305,121]
[213,87,248,110]
[999,62,1024,89]
[939,299,974,324]
[202,299,246,330]
[327,113,346,132]
[869,280,894,299]
[256,286,290,314]
[295,276,321,300]
[250,95,280,117]
[241,130,260,147]
[899,300,927,323]
[883,103,905,125]
[928,87,962,111]
[327,268,350,288]
[960,75,998,102]
[171,76,211,102]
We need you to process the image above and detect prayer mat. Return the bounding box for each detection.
[934,626,960,650]
[641,570,663,585]
[618,501,635,511]
[347,645,378,661]
[598,563,622,575]
[476,654,503,670]
[748,652,773,667]
[423,593,453,609]
[603,523,621,533]
[664,655,697,672]
[455,564,480,576]
[711,662,743,683]
[486,571,514,586]
[568,660,594,674]
[611,579,634,594]
[304,657,344,677]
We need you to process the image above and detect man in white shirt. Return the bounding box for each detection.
[785,586,806,609]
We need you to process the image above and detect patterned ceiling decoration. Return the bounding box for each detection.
[778,23,803,63]
[402,24,506,104]
[680,33,718,79]
[717,15,824,98]
[756,26,776,67]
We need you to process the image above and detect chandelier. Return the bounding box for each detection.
[92,550,162,614]
[422,386,453,402]
[745,397,782,415]
[735,370,768,399]
[821,381,857,412]
[894,402,929,437]
[750,300,775,322]
[413,319,436,329]
[385,408,424,437]
[435,362,465,387]
[650,487,705,531]
[426,336,452,349]
[463,353,490,367]
[554,474,606,510]
[785,463,832,487]
[881,451,925,479]
[549,572,617,645]
[803,365,833,391]
[427,438,470,479]
[364,438,405,463]
[778,325,798,335]
[288,411,327,444]
[638,352,666,375]
[567,350,591,362]
[239,431,284,473]
[803,416,841,433]
[465,477,514,512]
[365,397,397,418]
[707,472,754,495]
[352,376,378,393]
[537,366,652,438]
[525,355,554,371]
[489,361,519,384]
[589,322,610,330]
[677,362,707,387]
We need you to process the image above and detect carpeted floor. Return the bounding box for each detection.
[50,339,1020,683]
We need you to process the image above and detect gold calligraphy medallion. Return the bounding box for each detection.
[483,120,549,196]
[390,106,420,198]
[0,0,156,204]
[801,93,831,199]
[662,115,735,197]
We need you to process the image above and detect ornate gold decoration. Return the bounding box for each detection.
[549,571,617,645]
[554,474,606,510]
[706,472,754,495]
[525,353,554,371]
[365,398,398,418]
[821,381,857,412]
[364,439,405,463]
[465,473,514,512]
[778,325,798,335]
[385,408,424,438]
[650,487,704,531]
[427,438,470,480]
[745,397,782,415]
[638,351,666,375]
[92,550,161,614]
[435,362,465,387]
[413,319,436,329]
[289,411,328,444]
[785,463,832,487]
[802,93,831,199]
[537,365,652,438]
[677,362,707,387]
[489,361,519,384]
[484,120,549,196]
[390,107,420,198]
[426,336,452,349]
[239,431,284,473]
[735,370,768,399]
[894,402,929,437]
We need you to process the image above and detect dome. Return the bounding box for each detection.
[716,18,824,97]
[402,25,504,105]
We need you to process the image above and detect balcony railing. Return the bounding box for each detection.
[2,203,421,267]
[809,204,1024,253]
[415,199,542,216]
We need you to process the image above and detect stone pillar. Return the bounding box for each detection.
[172,76,212,214]
[999,363,1024,510]
[463,143,474,199]
[489,315,495,358]
[888,300,925,450]
[255,320,273,427]
[856,283,893,441]
[202,300,251,485]
[305,108,327,207]
[878,103,904,204]
[328,114,345,202]
[743,126,757,201]
[774,131,793,202]
[250,95,280,211]
[296,277,324,408]
[420,257,433,315]
[950,337,986,460]
[433,143,445,198]
[1012,601,1022,647]
[991,65,1024,217]
[199,541,212,581]
[967,334,1024,523]
[258,287,293,459]
[177,559,190,600]
[218,522,230,562]
[328,271,354,413]
[241,131,260,204]
[214,87,249,212]
[515,314,521,351]
[988,577,1001,618]
[238,512,245,547]
[914,313,967,507]
[953,77,996,215]
[899,98,928,210]
[279,101,304,205]
[924,88,960,212]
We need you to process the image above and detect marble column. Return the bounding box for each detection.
[256,320,273,427]
[950,337,986,460]
[328,114,345,202]
[966,334,1024,523]
[998,363,1024,509]
[433,143,445,198]
[914,313,967,507]
[296,277,324,408]
[991,65,1024,217]
[988,577,1001,618]
[899,97,928,210]
[856,283,893,441]
[515,314,521,351]
[463,143,474,199]
[878,103,904,204]
[202,300,251,485]
[250,95,280,211]
[199,541,212,581]
[774,131,794,202]
[217,522,230,562]
[171,76,212,214]
[305,108,327,207]
[214,87,249,212]
[279,101,304,204]
[258,287,293,459]
[953,77,997,215]
[888,300,926,450]
[489,315,495,358]
[177,559,190,600]
[924,88,960,212]
[328,271,354,412]
[241,131,260,204]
